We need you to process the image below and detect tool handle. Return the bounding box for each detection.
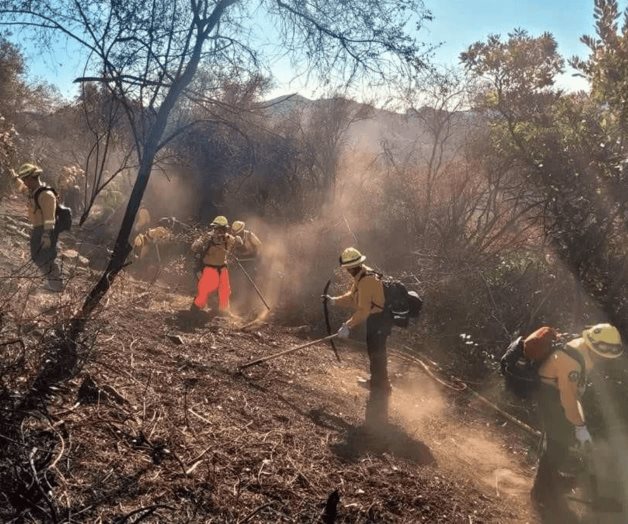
[232,256,271,311]
[239,334,338,370]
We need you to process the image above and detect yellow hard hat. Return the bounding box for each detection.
[17,163,43,179]
[232,220,245,234]
[211,215,228,228]
[582,323,624,359]
[339,247,366,268]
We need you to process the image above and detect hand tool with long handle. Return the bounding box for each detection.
[233,256,271,311]
[239,334,339,370]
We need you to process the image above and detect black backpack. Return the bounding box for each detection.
[500,337,586,399]
[364,271,423,328]
[34,186,72,234]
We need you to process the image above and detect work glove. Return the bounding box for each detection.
[40,232,52,250]
[321,295,335,304]
[575,425,592,446]
[337,324,350,339]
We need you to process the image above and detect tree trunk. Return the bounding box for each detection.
[68,22,211,339]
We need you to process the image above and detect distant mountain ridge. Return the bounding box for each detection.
[262,93,474,155]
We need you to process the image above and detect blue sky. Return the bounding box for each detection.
[13,0,628,100]
[424,0,626,92]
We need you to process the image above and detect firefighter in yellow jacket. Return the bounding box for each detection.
[132,226,171,261]
[58,164,83,215]
[10,164,63,291]
[326,248,392,396]
[532,323,624,503]
[231,221,262,258]
[190,216,242,320]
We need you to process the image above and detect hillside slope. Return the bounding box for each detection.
[0,197,542,523]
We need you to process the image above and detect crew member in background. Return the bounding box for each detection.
[132,226,171,263]
[100,186,124,221]
[58,165,83,216]
[532,323,624,505]
[230,220,263,313]
[231,221,262,259]
[134,206,152,234]
[325,247,392,426]
[10,163,63,291]
[189,216,242,321]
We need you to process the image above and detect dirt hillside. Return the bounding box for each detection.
[0,197,543,523]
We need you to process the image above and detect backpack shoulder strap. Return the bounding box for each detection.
[359,269,383,282]
[559,346,587,386]
[33,186,58,211]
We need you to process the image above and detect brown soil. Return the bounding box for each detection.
[0,197,544,522]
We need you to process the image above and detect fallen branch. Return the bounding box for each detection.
[113,504,175,524]
[238,502,274,523]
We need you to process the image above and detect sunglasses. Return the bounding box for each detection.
[590,341,624,356]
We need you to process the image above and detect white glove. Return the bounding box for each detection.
[337,324,350,339]
[40,232,52,250]
[575,425,592,446]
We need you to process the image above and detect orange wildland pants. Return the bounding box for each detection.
[194,267,231,310]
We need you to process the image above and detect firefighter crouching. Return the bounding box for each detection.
[532,323,624,504]
[189,216,242,321]
[132,226,172,263]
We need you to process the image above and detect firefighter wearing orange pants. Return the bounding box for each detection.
[190,216,242,320]
[195,266,231,310]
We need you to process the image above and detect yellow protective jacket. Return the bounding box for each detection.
[237,229,262,256]
[538,338,593,426]
[193,232,242,267]
[133,226,171,260]
[27,183,57,231]
[332,266,385,329]
[13,178,56,230]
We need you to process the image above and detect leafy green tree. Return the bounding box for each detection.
[462,17,628,334]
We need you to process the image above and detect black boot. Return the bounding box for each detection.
[365,388,390,430]
[43,261,63,292]
[531,458,559,507]
[185,303,206,328]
